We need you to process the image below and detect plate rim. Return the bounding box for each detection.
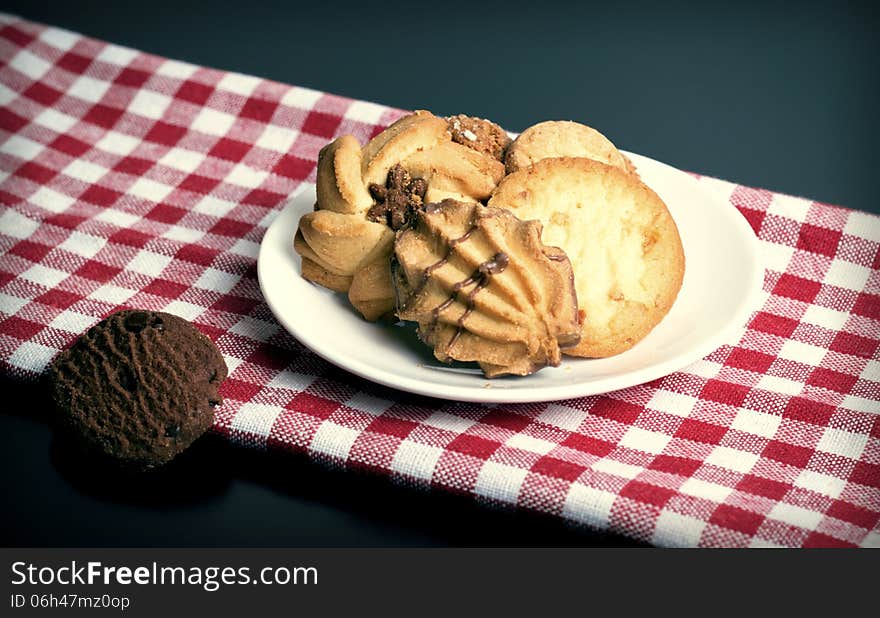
[258,152,765,403]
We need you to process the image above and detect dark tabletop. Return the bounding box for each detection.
[1,0,876,548]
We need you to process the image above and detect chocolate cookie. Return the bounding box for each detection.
[49,310,227,469]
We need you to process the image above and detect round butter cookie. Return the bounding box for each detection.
[488,157,684,357]
[505,120,633,175]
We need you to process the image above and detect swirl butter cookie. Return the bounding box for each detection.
[49,310,227,469]
[294,110,507,321]
[488,158,684,358]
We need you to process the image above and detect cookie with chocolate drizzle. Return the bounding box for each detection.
[393,199,580,377]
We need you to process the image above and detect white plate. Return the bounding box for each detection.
[258,152,764,403]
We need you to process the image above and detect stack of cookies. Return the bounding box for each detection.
[294,111,685,377]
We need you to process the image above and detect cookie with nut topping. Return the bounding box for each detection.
[447,114,512,162]
[49,310,227,469]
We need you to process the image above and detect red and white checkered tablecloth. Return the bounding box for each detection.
[1,15,878,548]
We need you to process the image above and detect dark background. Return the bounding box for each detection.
[5,0,879,214]
[1,1,877,548]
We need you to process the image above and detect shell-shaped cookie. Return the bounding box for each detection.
[394,199,580,377]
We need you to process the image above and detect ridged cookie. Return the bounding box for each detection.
[394,199,580,377]
[505,120,633,175]
[488,157,684,357]
[294,210,394,292]
[315,134,374,215]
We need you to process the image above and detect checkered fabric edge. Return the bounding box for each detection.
[0,14,878,547]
